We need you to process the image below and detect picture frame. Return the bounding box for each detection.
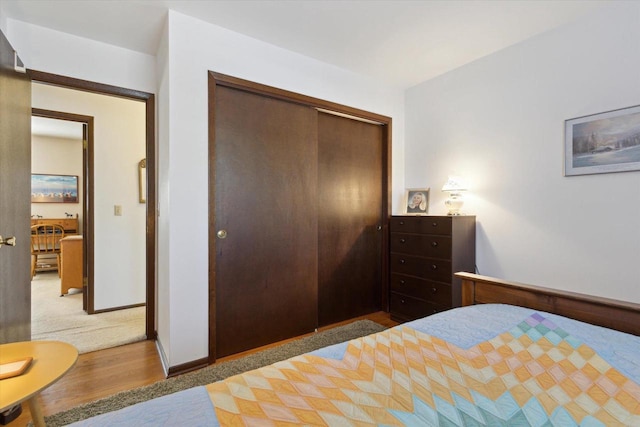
[403,188,430,215]
[565,104,640,176]
[31,174,78,203]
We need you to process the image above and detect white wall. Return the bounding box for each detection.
[31,134,83,223]
[7,19,156,94]
[405,2,640,301]
[7,20,155,305]
[155,18,171,368]
[6,13,405,369]
[32,84,146,310]
[159,10,405,367]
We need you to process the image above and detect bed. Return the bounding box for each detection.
[71,273,640,426]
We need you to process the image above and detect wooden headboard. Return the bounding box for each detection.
[456,272,640,336]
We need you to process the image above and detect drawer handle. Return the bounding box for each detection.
[431,241,438,247]
[431,264,437,270]
[399,259,406,264]
[400,238,406,243]
[401,299,406,304]
[399,221,405,225]
[431,287,437,293]
[399,279,405,285]
[432,222,438,227]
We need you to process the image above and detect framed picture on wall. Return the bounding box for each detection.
[565,104,640,176]
[31,174,79,203]
[403,188,430,215]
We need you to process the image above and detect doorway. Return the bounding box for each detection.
[31,111,88,309]
[29,71,156,343]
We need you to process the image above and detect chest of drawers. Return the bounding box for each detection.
[389,215,475,322]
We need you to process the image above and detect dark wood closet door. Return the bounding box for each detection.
[212,86,318,358]
[317,112,383,326]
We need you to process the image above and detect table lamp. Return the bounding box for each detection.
[442,176,467,215]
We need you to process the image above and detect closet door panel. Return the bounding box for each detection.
[317,112,383,326]
[213,86,318,358]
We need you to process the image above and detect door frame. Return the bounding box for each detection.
[32,108,93,311]
[208,71,392,361]
[29,70,157,339]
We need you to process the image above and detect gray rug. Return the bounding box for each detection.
[44,319,387,426]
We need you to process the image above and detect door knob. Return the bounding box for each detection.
[0,236,16,248]
[216,230,227,239]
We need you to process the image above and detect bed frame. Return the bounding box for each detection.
[456,272,640,336]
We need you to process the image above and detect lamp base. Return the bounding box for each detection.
[444,194,464,216]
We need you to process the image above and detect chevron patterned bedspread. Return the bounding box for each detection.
[72,304,640,426]
[206,304,640,426]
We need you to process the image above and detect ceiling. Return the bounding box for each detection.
[32,116,83,140]
[3,0,606,88]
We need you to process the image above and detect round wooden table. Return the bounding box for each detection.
[0,341,78,427]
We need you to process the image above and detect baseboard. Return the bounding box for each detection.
[92,302,145,314]
[166,357,209,378]
[154,338,208,378]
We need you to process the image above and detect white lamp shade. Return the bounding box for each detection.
[441,176,467,192]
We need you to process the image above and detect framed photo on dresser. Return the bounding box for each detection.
[403,188,429,215]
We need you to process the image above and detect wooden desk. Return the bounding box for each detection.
[31,217,79,235]
[0,341,78,427]
[60,236,83,296]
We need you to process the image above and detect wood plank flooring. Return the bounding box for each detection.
[11,311,398,426]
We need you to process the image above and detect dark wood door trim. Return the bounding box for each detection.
[29,70,153,102]
[32,108,94,312]
[208,71,392,361]
[210,72,391,125]
[29,70,157,340]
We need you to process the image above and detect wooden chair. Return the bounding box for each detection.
[30,224,65,279]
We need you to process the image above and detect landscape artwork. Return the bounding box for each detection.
[565,105,640,176]
[31,174,79,203]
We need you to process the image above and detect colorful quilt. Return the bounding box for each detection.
[206,306,640,426]
[72,304,640,426]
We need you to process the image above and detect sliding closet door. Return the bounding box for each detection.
[317,112,383,326]
[212,85,318,358]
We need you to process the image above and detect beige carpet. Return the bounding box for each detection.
[31,272,146,354]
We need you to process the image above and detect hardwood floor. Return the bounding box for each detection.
[12,311,398,426]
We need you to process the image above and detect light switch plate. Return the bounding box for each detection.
[114,205,122,216]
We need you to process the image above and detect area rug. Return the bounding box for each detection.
[31,272,145,354]
[42,320,386,426]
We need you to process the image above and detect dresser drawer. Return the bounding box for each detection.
[390,233,451,259]
[57,219,78,233]
[390,216,452,235]
[390,292,449,322]
[389,253,452,283]
[390,274,451,306]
